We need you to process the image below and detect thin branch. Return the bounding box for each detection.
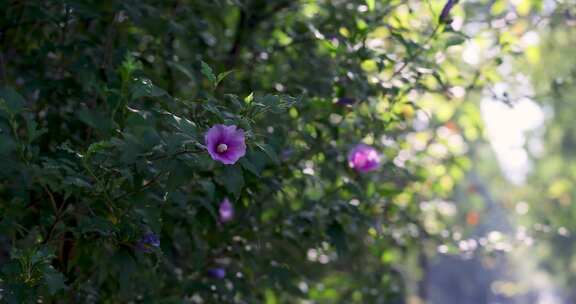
[112,170,167,202]
[389,24,441,81]
[113,170,169,221]
[41,183,59,213]
[42,196,70,245]
[82,160,116,213]
[145,148,201,162]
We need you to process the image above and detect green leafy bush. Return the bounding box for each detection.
[0,0,477,302]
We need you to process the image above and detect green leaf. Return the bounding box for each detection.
[78,107,113,133]
[200,61,216,83]
[134,202,162,233]
[445,35,466,48]
[119,54,142,83]
[0,86,26,114]
[215,70,235,87]
[164,112,197,138]
[86,141,114,157]
[43,268,66,295]
[167,61,196,81]
[113,251,137,294]
[265,289,278,304]
[25,117,47,144]
[366,0,375,11]
[131,78,167,99]
[327,221,348,256]
[62,176,92,189]
[240,157,261,177]
[0,134,17,156]
[78,216,116,236]
[256,143,279,164]
[193,197,218,222]
[218,165,244,198]
[200,180,216,201]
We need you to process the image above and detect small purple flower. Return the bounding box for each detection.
[137,233,160,253]
[219,198,234,223]
[205,124,246,165]
[280,148,294,161]
[348,144,381,173]
[439,0,459,24]
[335,97,356,107]
[207,267,226,279]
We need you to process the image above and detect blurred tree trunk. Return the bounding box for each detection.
[418,250,429,302]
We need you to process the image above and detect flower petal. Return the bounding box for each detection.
[205,124,247,165]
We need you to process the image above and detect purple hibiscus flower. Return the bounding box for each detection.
[205,124,246,165]
[219,198,234,223]
[207,267,226,279]
[348,144,381,173]
[137,233,160,253]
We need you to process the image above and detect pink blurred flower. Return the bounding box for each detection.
[348,144,381,173]
[205,124,246,165]
[219,198,234,223]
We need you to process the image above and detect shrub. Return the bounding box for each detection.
[0,1,475,302]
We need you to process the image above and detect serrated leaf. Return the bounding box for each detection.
[131,78,167,99]
[200,61,216,83]
[0,86,26,114]
[86,141,114,157]
[43,268,66,295]
[218,165,244,198]
[240,158,261,177]
[215,70,235,87]
[203,102,223,117]
[256,143,279,164]
[79,215,117,236]
[200,180,215,201]
[24,117,47,144]
[225,94,243,109]
[164,112,197,138]
[194,197,218,222]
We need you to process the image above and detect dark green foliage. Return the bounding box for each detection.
[0,0,471,302]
